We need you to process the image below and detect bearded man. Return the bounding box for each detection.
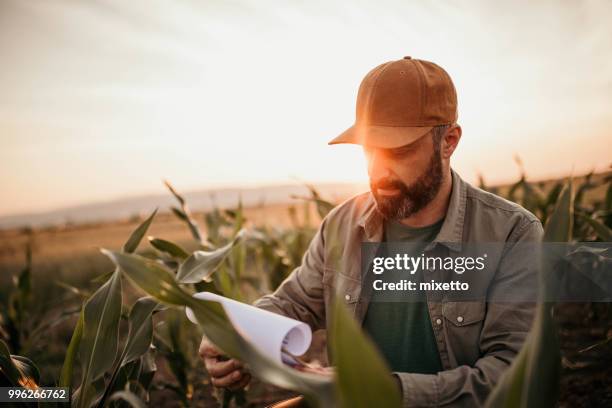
[200,56,542,407]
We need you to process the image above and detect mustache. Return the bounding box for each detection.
[371,178,406,191]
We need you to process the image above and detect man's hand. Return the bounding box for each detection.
[199,336,251,390]
[294,363,335,377]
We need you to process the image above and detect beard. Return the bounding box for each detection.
[370,150,444,221]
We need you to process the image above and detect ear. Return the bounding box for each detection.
[442,124,462,159]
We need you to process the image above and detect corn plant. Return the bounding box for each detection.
[55,210,161,408]
[484,182,571,407]
[0,239,32,354]
[485,176,612,407]
[102,245,401,407]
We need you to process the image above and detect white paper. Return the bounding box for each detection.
[185,292,312,365]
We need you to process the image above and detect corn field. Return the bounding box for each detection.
[1,168,611,407]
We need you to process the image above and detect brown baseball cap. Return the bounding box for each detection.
[328,56,458,148]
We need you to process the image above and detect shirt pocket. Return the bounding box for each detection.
[323,267,360,305]
[442,301,486,365]
[442,301,486,326]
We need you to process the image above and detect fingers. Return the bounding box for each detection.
[227,373,251,391]
[199,336,221,359]
[199,335,249,390]
[205,357,243,378]
[294,365,335,377]
[210,368,247,388]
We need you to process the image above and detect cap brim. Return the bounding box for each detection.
[328,124,434,149]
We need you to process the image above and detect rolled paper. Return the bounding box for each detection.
[186,292,312,365]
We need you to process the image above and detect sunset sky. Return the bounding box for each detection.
[1,0,611,216]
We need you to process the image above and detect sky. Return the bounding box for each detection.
[1,0,611,216]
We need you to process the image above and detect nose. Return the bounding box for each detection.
[366,148,392,182]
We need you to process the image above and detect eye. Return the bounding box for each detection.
[386,147,410,159]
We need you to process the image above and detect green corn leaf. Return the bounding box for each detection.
[232,198,244,235]
[148,237,190,260]
[0,340,22,384]
[18,242,32,295]
[123,209,158,253]
[108,391,147,408]
[76,270,122,408]
[545,182,563,208]
[230,238,246,298]
[303,200,312,229]
[123,297,158,364]
[171,207,188,221]
[102,249,336,407]
[0,340,21,386]
[578,214,612,241]
[80,271,122,381]
[10,355,40,387]
[27,307,81,348]
[521,179,544,213]
[484,340,530,408]
[59,309,84,388]
[507,178,523,202]
[101,250,191,306]
[165,180,204,243]
[15,242,32,321]
[485,181,572,408]
[6,242,33,346]
[605,182,612,211]
[164,179,186,206]
[86,378,108,407]
[214,266,236,298]
[565,246,611,300]
[155,310,190,395]
[108,360,138,399]
[330,297,402,408]
[306,184,335,219]
[0,340,39,388]
[522,303,560,407]
[55,280,90,298]
[478,173,488,190]
[99,302,158,408]
[518,183,571,406]
[78,198,157,400]
[544,181,574,242]
[138,347,157,391]
[90,270,114,285]
[514,155,525,176]
[574,171,595,207]
[287,205,299,228]
[176,229,246,284]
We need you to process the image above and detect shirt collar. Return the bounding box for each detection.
[358,169,467,252]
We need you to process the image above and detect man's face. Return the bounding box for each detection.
[364,131,444,220]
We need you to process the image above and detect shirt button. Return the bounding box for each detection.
[457,316,464,323]
[435,318,442,325]
[344,294,351,301]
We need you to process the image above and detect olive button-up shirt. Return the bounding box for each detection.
[254,170,543,407]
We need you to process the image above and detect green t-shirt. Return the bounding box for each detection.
[362,218,444,374]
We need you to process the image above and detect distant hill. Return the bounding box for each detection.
[4,169,609,231]
[0,183,368,230]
